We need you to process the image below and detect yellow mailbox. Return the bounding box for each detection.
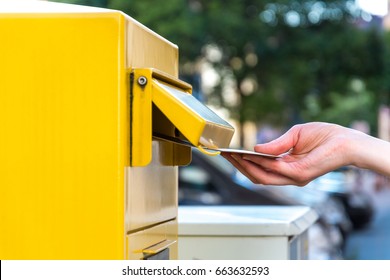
[0,1,234,260]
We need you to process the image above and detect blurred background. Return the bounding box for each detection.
[53,0,390,259]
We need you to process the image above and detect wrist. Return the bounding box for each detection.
[349,131,390,176]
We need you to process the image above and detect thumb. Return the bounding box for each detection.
[254,127,297,155]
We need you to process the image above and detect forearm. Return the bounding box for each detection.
[350,133,390,177]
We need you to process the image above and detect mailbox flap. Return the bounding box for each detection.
[130,68,235,166]
[150,70,235,149]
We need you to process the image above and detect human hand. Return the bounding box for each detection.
[222,122,366,186]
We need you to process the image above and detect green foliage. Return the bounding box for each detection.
[111,0,387,143]
[303,79,376,127]
[269,21,384,128]
[383,31,390,104]
[110,0,205,63]
[59,0,388,140]
[51,0,107,7]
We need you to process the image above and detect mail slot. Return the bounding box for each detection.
[0,1,234,260]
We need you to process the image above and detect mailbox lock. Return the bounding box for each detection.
[137,76,148,86]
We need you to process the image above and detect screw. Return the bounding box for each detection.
[137,76,147,86]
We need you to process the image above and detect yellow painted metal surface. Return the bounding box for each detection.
[0,10,128,259]
[129,69,153,166]
[0,2,180,259]
[126,20,178,76]
[126,141,178,232]
[130,67,235,166]
[127,220,178,260]
[130,68,193,166]
[0,1,232,260]
[152,79,235,149]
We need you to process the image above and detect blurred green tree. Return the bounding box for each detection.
[56,0,387,144]
[52,0,107,7]
[108,0,385,144]
[383,30,390,104]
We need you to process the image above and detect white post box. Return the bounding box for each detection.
[178,206,318,260]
